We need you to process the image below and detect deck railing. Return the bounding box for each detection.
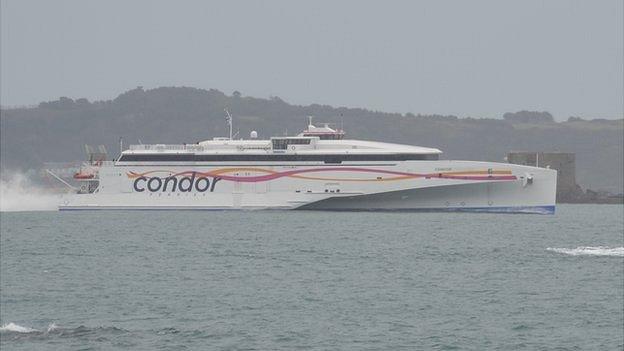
[127,144,272,152]
[129,144,205,151]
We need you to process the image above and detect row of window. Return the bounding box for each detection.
[271,138,312,150]
[118,153,439,162]
[302,133,344,140]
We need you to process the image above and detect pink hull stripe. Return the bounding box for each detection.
[128,167,517,183]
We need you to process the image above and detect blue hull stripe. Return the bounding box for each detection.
[59,205,556,214]
[405,205,556,214]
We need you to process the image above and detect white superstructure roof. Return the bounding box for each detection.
[124,137,442,155]
[120,119,441,162]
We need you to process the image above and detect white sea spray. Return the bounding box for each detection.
[0,322,38,333]
[546,246,624,257]
[0,172,60,212]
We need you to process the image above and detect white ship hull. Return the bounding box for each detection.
[59,160,557,214]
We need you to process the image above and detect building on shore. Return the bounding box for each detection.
[506,152,623,204]
[506,152,585,203]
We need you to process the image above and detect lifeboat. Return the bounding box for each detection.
[73,172,95,180]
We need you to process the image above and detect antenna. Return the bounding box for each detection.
[536,152,539,167]
[340,113,344,132]
[224,108,233,140]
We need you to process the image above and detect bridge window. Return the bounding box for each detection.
[271,138,311,150]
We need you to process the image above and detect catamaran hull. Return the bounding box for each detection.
[297,182,555,214]
[59,161,557,214]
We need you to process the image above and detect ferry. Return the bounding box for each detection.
[58,116,557,213]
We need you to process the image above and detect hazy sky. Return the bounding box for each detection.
[1,0,622,119]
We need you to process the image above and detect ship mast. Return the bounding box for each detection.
[224,108,233,140]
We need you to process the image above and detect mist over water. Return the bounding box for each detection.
[0,172,60,212]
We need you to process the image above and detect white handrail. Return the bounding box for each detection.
[45,169,78,191]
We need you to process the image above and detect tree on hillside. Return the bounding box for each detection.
[503,110,554,124]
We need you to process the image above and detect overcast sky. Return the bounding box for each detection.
[1,0,622,119]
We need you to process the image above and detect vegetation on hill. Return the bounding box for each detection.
[1,86,622,193]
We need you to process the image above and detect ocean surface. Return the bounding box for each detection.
[1,205,623,350]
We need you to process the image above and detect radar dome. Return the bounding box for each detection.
[250,131,258,139]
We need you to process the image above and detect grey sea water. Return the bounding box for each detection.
[1,205,623,350]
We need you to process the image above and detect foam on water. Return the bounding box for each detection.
[0,172,60,212]
[546,246,624,257]
[0,323,38,333]
[0,322,124,337]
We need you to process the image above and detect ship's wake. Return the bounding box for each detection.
[546,246,624,257]
[0,172,60,212]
